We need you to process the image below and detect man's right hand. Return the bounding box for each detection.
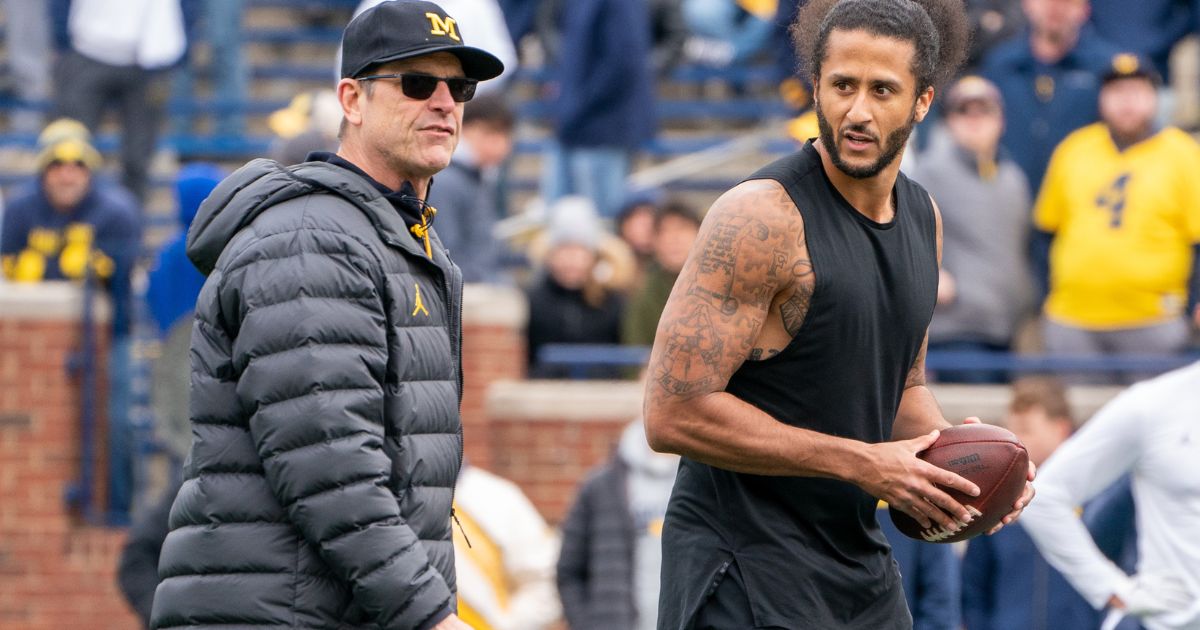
[857,430,980,533]
[432,613,474,629]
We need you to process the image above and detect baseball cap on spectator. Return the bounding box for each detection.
[944,75,1003,113]
[35,118,102,171]
[1102,52,1161,87]
[340,0,504,81]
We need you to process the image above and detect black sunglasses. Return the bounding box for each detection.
[356,73,478,102]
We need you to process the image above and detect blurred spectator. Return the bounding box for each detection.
[525,197,626,378]
[51,0,191,202]
[539,0,657,219]
[877,506,962,630]
[1022,362,1200,629]
[960,378,1104,630]
[557,418,679,630]
[2,0,52,133]
[649,0,690,75]
[1088,0,1192,80]
[427,94,515,284]
[981,0,1120,192]
[539,0,686,78]
[498,0,541,45]
[172,0,247,137]
[266,90,341,166]
[912,76,1033,383]
[682,0,775,67]
[615,189,663,280]
[145,163,223,460]
[622,199,701,347]
[452,464,562,630]
[0,118,141,514]
[964,0,1026,72]
[1033,54,1200,379]
[355,0,518,95]
[117,476,183,628]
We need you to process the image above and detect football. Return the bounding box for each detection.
[888,423,1029,544]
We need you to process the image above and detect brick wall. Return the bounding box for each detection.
[486,380,644,524]
[460,285,528,470]
[0,283,138,630]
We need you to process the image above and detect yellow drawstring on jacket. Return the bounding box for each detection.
[408,204,438,259]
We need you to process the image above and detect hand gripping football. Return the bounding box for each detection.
[889,423,1029,544]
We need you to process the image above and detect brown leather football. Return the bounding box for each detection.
[888,423,1029,544]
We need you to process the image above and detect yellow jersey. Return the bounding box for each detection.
[1034,123,1200,329]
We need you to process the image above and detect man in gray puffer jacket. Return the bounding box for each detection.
[150,3,503,629]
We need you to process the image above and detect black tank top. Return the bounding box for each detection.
[659,141,938,629]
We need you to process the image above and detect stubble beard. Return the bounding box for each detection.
[815,101,918,180]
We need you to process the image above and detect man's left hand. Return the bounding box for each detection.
[1192,304,1200,329]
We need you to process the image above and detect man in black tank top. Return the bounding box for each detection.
[644,1,1035,628]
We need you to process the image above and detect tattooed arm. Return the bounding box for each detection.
[643,182,979,530]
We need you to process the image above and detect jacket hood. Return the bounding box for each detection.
[186,158,419,275]
[175,162,225,228]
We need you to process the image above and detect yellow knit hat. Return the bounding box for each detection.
[35,118,102,171]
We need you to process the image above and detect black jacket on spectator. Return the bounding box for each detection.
[118,479,183,628]
[557,458,637,629]
[525,276,622,378]
[151,159,464,630]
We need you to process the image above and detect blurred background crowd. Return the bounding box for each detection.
[0,0,1198,628]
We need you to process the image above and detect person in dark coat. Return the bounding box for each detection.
[525,197,624,378]
[557,418,679,630]
[149,3,503,629]
[117,478,183,628]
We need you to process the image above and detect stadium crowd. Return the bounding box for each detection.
[0,0,1198,628]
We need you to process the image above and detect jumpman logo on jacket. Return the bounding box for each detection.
[412,283,430,317]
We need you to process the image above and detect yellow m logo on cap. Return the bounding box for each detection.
[426,12,461,42]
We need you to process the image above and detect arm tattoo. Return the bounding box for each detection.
[649,183,799,399]
[779,227,815,336]
[655,303,725,396]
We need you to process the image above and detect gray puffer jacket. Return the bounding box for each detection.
[151,159,464,630]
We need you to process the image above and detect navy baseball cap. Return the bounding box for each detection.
[340,0,504,81]
[1101,53,1161,87]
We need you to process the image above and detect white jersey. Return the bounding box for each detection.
[1022,361,1200,629]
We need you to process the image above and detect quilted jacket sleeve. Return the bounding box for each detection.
[222,227,452,630]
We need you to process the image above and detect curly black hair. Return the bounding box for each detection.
[791,0,970,94]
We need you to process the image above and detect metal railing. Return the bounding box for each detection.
[536,343,1200,381]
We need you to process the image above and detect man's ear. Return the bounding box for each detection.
[914,86,935,123]
[337,78,365,128]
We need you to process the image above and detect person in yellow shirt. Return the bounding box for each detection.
[1033,52,1200,381]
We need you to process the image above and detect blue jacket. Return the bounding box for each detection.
[145,163,222,336]
[424,150,506,284]
[552,0,656,149]
[0,178,140,336]
[961,477,1143,630]
[1089,0,1193,76]
[879,508,962,630]
[981,27,1120,193]
[962,523,1099,630]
